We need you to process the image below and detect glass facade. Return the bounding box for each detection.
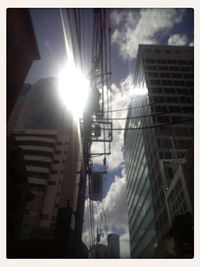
[9,78,70,131]
[124,45,194,258]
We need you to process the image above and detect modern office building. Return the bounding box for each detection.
[124,45,194,257]
[107,233,120,258]
[89,233,120,258]
[7,78,84,257]
[89,244,108,258]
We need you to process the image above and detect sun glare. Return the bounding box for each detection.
[58,62,90,118]
[131,86,148,96]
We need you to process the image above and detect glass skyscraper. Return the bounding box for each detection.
[124,45,194,257]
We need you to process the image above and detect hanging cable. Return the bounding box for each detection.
[92,110,193,122]
[100,118,193,131]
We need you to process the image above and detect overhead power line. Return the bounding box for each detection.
[102,93,193,113]
[101,118,193,131]
[94,110,193,122]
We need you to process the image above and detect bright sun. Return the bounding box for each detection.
[58,62,90,118]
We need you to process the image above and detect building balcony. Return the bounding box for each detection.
[19,145,54,154]
[24,155,52,163]
[16,135,57,144]
[28,177,48,186]
[26,166,50,174]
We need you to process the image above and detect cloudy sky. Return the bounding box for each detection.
[82,8,194,258]
[26,8,194,258]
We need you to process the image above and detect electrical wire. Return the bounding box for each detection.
[103,94,193,113]
[93,111,191,121]
[100,118,193,131]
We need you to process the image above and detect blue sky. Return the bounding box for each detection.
[26,8,194,258]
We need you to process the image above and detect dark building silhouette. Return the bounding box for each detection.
[7,8,40,119]
[107,233,120,258]
[89,233,120,258]
[7,78,87,258]
[89,244,108,258]
[124,45,194,258]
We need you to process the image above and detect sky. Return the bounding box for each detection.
[26,8,194,258]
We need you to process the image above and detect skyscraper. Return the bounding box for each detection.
[124,45,194,258]
[7,8,40,119]
[7,78,85,257]
[107,233,120,258]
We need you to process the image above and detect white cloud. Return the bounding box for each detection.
[102,175,129,230]
[91,75,132,170]
[120,232,130,258]
[189,41,194,47]
[167,34,188,45]
[82,74,133,257]
[82,174,130,258]
[111,9,186,59]
[111,10,128,25]
[106,75,132,170]
[108,75,132,169]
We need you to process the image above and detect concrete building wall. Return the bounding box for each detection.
[7,78,83,257]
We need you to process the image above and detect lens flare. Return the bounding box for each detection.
[58,62,90,118]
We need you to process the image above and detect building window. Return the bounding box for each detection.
[167,59,177,64]
[179,96,193,103]
[155,105,168,112]
[175,139,192,149]
[165,49,171,54]
[160,73,170,78]
[169,66,179,71]
[174,80,185,86]
[157,138,172,149]
[178,60,188,65]
[164,88,176,94]
[159,152,172,159]
[145,58,155,64]
[174,50,181,55]
[157,116,170,123]
[153,96,165,102]
[181,67,191,72]
[166,97,178,103]
[148,72,159,78]
[157,59,166,64]
[168,106,181,113]
[183,73,193,79]
[161,80,173,86]
[158,65,168,71]
[145,48,151,53]
[182,106,193,113]
[176,88,188,95]
[146,65,157,70]
[186,80,194,87]
[171,73,182,78]
[151,87,162,94]
[171,116,182,123]
[150,79,161,85]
